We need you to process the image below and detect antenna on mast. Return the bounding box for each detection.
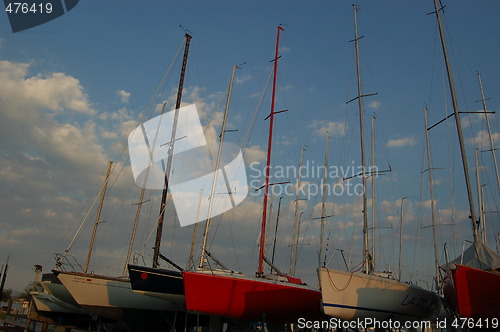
[179,25,193,35]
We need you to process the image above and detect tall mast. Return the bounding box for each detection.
[477,72,500,191]
[475,149,486,244]
[0,256,9,300]
[319,136,329,267]
[431,0,479,243]
[124,184,146,276]
[124,104,168,275]
[290,147,305,275]
[153,34,192,268]
[398,197,406,281]
[85,161,112,273]
[424,106,441,290]
[199,64,239,269]
[370,115,376,267]
[258,25,284,277]
[352,5,370,274]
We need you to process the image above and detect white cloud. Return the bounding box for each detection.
[279,46,291,54]
[9,227,41,236]
[418,199,436,209]
[468,130,500,148]
[386,136,416,148]
[0,61,107,173]
[279,135,297,146]
[0,61,115,278]
[117,89,131,103]
[279,84,293,92]
[368,101,381,109]
[235,73,252,84]
[380,199,397,214]
[0,60,95,115]
[243,145,265,165]
[460,111,493,127]
[308,120,346,138]
[336,220,355,231]
[385,215,399,223]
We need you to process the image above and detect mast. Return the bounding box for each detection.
[293,211,305,276]
[258,25,284,277]
[398,197,406,281]
[481,185,486,243]
[370,115,376,267]
[85,160,112,273]
[271,196,283,267]
[267,194,275,258]
[431,0,479,243]
[352,5,370,274]
[153,34,192,268]
[475,149,486,244]
[0,256,9,300]
[123,184,146,276]
[199,64,239,269]
[319,136,329,267]
[124,103,168,275]
[424,106,441,290]
[290,147,305,275]
[477,72,500,191]
[188,189,203,269]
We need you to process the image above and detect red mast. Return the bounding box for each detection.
[258,25,284,277]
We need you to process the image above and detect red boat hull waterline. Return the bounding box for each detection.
[182,271,322,322]
[444,264,500,319]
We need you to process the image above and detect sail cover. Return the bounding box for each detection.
[446,242,500,271]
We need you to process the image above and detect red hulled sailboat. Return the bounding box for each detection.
[182,25,322,322]
[443,242,500,319]
[429,0,500,319]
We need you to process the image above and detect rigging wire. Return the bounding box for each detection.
[240,69,273,153]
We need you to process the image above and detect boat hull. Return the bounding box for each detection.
[55,271,184,320]
[317,267,441,321]
[32,292,87,315]
[443,264,500,318]
[41,281,79,307]
[182,271,322,322]
[127,264,185,303]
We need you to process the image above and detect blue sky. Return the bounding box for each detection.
[1,1,499,292]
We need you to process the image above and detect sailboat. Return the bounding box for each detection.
[317,5,441,321]
[126,33,194,305]
[443,243,500,318]
[31,269,87,315]
[54,159,182,320]
[181,25,323,322]
[426,0,500,319]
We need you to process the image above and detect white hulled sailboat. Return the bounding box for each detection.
[317,5,441,321]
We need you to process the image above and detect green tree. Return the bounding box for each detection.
[16,282,34,302]
[1,288,12,301]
